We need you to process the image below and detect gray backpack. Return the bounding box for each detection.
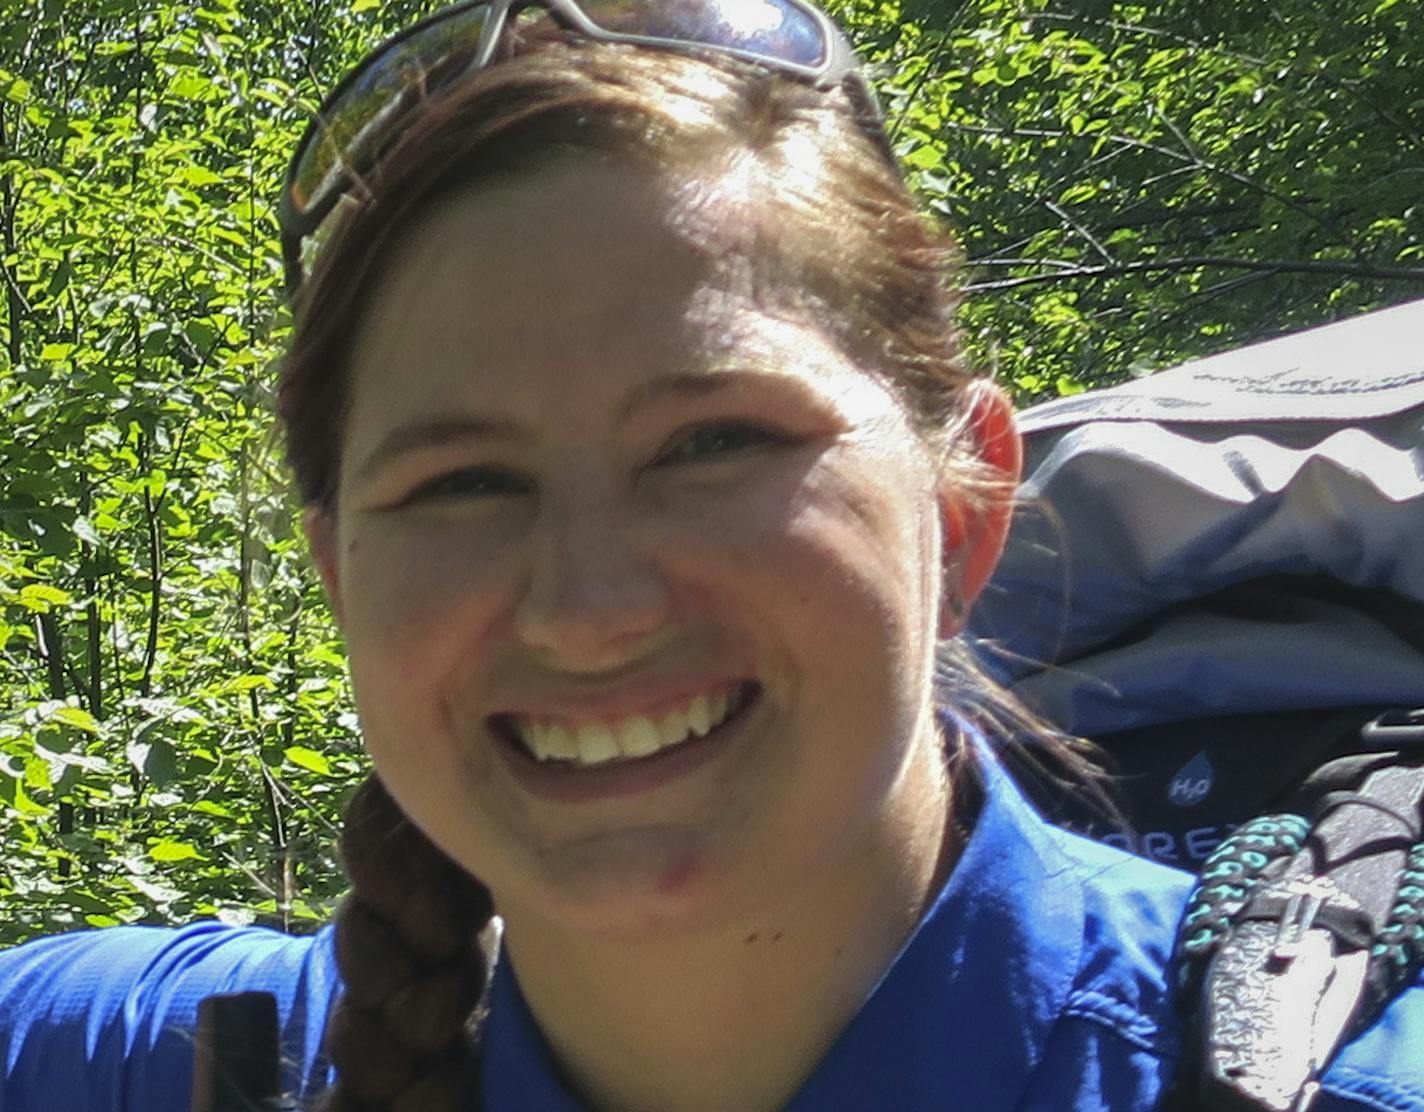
[970,298,1424,1111]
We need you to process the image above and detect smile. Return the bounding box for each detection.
[494,682,757,768]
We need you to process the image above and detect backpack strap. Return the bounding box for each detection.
[1174,709,1424,1111]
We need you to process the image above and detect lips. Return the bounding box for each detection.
[487,681,763,804]
[492,681,758,768]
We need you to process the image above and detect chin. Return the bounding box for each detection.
[491,825,757,937]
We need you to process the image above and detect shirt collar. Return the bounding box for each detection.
[482,734,1085,1112]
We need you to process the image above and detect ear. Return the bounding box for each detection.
[937,380,1022,638]
[303,504,346,626]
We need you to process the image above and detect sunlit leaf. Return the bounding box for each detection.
[149,841,205,862]
[17,584,71,610]
[49,706,102,734]
[284,746,332,776]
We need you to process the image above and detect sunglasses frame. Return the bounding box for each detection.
[278,0,881,294]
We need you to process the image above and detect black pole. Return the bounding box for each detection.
[190,992,297,1112]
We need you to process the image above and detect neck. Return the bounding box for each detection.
[500,739,960,1112]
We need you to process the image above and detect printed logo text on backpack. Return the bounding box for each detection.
[1167,751,1214,808]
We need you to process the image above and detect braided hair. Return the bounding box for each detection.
[317,777,491,1111]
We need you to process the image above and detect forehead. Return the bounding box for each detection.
[343,156,892,425]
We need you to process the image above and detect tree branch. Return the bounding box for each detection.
[888,19,959,145]
[945,119,1345,245]
[0,107,28,368]
[1029,9,1269,68]
[137,433,163,700]
[963,254,1424,293]
[1042,197,1116,264]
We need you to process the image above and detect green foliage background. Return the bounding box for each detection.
[2,0,1422,945]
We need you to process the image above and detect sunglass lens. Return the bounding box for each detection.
[580,0,825,68]
[290,4,492,217]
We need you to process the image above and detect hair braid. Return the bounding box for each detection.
[318,775,494,1111]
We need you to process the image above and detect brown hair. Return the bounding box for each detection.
[279,35,1098,1112]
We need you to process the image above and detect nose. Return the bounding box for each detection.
[513,492,673,670]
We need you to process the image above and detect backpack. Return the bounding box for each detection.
[968,296,1424,1111]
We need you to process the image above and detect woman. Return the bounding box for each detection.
[0,2,1416,1110]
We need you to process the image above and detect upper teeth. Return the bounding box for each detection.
[511,686,741,766]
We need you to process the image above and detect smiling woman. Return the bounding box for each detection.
[267,14,1184,1103]
[0,2,1417,1111]
[287,45,1013,1108]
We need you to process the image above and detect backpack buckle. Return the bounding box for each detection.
[1270,876,1335,961]
[1198,874,1370,1112]
[1361,707,1424,749]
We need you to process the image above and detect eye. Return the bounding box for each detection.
[402,465,531,504]
[655,421,788,467]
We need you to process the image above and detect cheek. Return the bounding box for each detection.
[335,519,532,845]
[682,458,930,602]
[658,454,938,694]
[336,513,521,696]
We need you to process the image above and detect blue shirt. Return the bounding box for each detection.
[3,752,1421,1111]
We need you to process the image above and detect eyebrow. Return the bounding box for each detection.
[354,416,526,482]
[616,369,768,421]
[355,370,789,481]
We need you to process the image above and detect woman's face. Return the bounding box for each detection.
[310,157,986,935]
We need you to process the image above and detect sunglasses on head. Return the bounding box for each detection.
[277,0,883,295]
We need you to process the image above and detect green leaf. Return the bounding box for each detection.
[49,705,102,734]
[226,674,275,693]
[23,757,50,792]
[17,584,71,610]
[149,841,205,862]
[170,74,215,100]
[902,145,945,171]
[1,74,31,104]
[180,165,224,187]
[284,746,332,776]
[9,778,47,816]
[58,888,116,915]
[307,644,348,668]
